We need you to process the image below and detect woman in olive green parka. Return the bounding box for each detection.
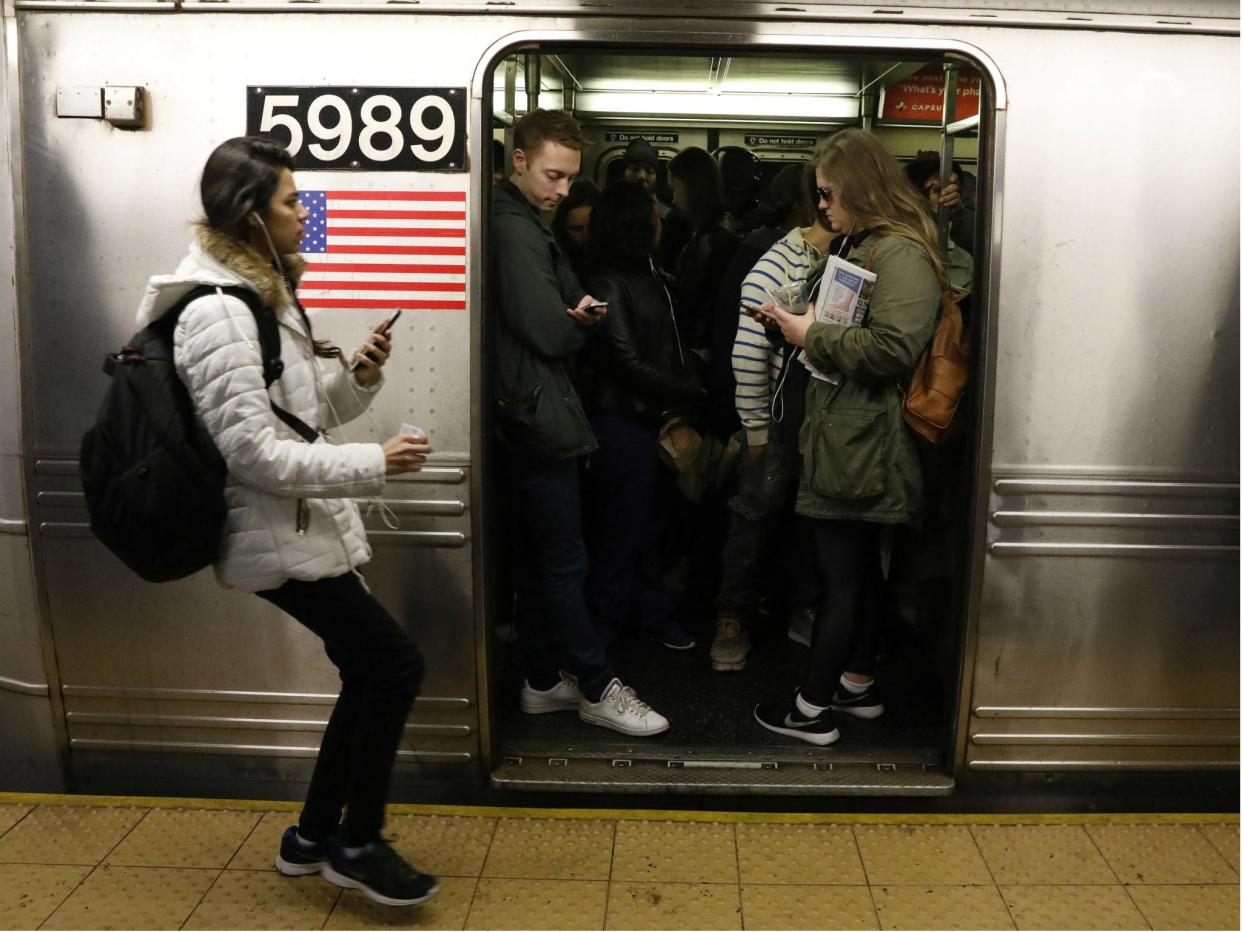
[753,130,944,747]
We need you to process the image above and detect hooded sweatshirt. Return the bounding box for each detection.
[135,225,386,592]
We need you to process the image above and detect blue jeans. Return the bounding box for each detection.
[508,455,615,701]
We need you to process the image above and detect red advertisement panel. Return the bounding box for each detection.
[880,65,981,123]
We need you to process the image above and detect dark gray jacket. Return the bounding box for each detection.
[491,180,597,459]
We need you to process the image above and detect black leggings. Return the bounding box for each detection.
[802,520,884,707]
[258,572,424,846]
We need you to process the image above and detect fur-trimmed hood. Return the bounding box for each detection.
[136,223,307,329]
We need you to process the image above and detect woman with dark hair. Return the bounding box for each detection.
[132,136,438,906]
[580,181,704,652]
[666,147,740,359]
[551,178,601,278]
[754,129,943,746]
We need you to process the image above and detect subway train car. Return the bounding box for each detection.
[0,0,1237,808]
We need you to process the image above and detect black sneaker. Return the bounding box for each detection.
[659,620,697,651]
[831,684,885,720]
[754,694,840,746]
[321,837,440,907]
[275,826,330,876]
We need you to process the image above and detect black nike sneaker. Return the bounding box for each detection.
[754,694,841,746]
[321,837,440,907]
[830,684,886,720]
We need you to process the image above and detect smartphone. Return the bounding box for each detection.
[379,308,404,334]
[585,303,608,313]
[351,309,404,372]
[742,303,778,328]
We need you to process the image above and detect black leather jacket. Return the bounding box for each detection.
[581,258,704,421]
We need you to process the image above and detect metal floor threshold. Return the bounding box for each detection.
[491,757,955,795]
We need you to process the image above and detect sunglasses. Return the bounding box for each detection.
[815,185,838,204]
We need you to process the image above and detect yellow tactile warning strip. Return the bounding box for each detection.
[607,881,741,930]
[1000,884,1149,930]
[0,807,31,839]
[40,864,217,930]
[482,818,614,881]
[0,795,1235,930]
[741,883,878,930]
[107,807,262,869]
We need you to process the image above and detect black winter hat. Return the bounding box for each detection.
[621,138,660,170]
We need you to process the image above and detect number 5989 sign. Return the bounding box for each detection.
[246,86,467,172]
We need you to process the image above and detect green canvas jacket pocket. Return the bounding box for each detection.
[802,405,888,500]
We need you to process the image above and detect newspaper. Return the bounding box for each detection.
[800,254,877,384]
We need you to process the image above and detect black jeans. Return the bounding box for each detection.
[509,455,615,701]
[257,572,424,846]
[801,520,885,707]
[583,413,675,645]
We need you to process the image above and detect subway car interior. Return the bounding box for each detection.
[484,46,984,795]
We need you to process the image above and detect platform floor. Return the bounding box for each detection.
[0,794,1236,930]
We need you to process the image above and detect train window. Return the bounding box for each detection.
[485,45,987,795]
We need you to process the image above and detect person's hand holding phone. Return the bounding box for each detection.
[567,294,607,327]
[351,310,402,387]
[758,301,815,348]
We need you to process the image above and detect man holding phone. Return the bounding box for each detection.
[491,109,669,738]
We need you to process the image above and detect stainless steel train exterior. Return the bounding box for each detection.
[0,0,1237,803]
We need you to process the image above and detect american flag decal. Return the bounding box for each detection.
[297,188,466,311]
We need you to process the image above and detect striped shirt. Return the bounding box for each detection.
[733,227,824,445]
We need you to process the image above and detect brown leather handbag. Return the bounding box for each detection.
[901,289,970,443]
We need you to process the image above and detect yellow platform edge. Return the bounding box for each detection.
[0,791,1236,825]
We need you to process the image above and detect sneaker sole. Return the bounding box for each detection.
[520,698,580,714]
[275,855,324,876]
[662,641,696,651]
[320,864,440,907]
[832,703,885,720]
[753,708,840,746]
[579,710,670,737]
[711,658,746,671]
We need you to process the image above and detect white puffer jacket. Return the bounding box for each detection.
[135,226,387,592]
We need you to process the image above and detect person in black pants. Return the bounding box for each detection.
[143,136,437,906]
[579,181,705,652]
[753,130,944,745]
[492,110,670,738]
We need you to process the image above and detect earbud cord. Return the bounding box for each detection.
[253,213,399,532]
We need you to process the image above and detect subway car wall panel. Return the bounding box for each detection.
[0,5,1236,810]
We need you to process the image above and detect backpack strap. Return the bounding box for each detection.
[169,285,320,444]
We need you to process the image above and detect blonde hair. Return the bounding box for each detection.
[811,129,947,287]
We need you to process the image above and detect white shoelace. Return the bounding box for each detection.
[617,686,652,717]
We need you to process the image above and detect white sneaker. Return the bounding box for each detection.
[520,672,583,714]
[579,678,670,736]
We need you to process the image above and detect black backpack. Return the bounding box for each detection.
[79,285,317,582]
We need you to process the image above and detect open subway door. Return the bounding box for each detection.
[483,43,995,796]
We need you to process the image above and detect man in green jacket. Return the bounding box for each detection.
[491,109,669,737]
